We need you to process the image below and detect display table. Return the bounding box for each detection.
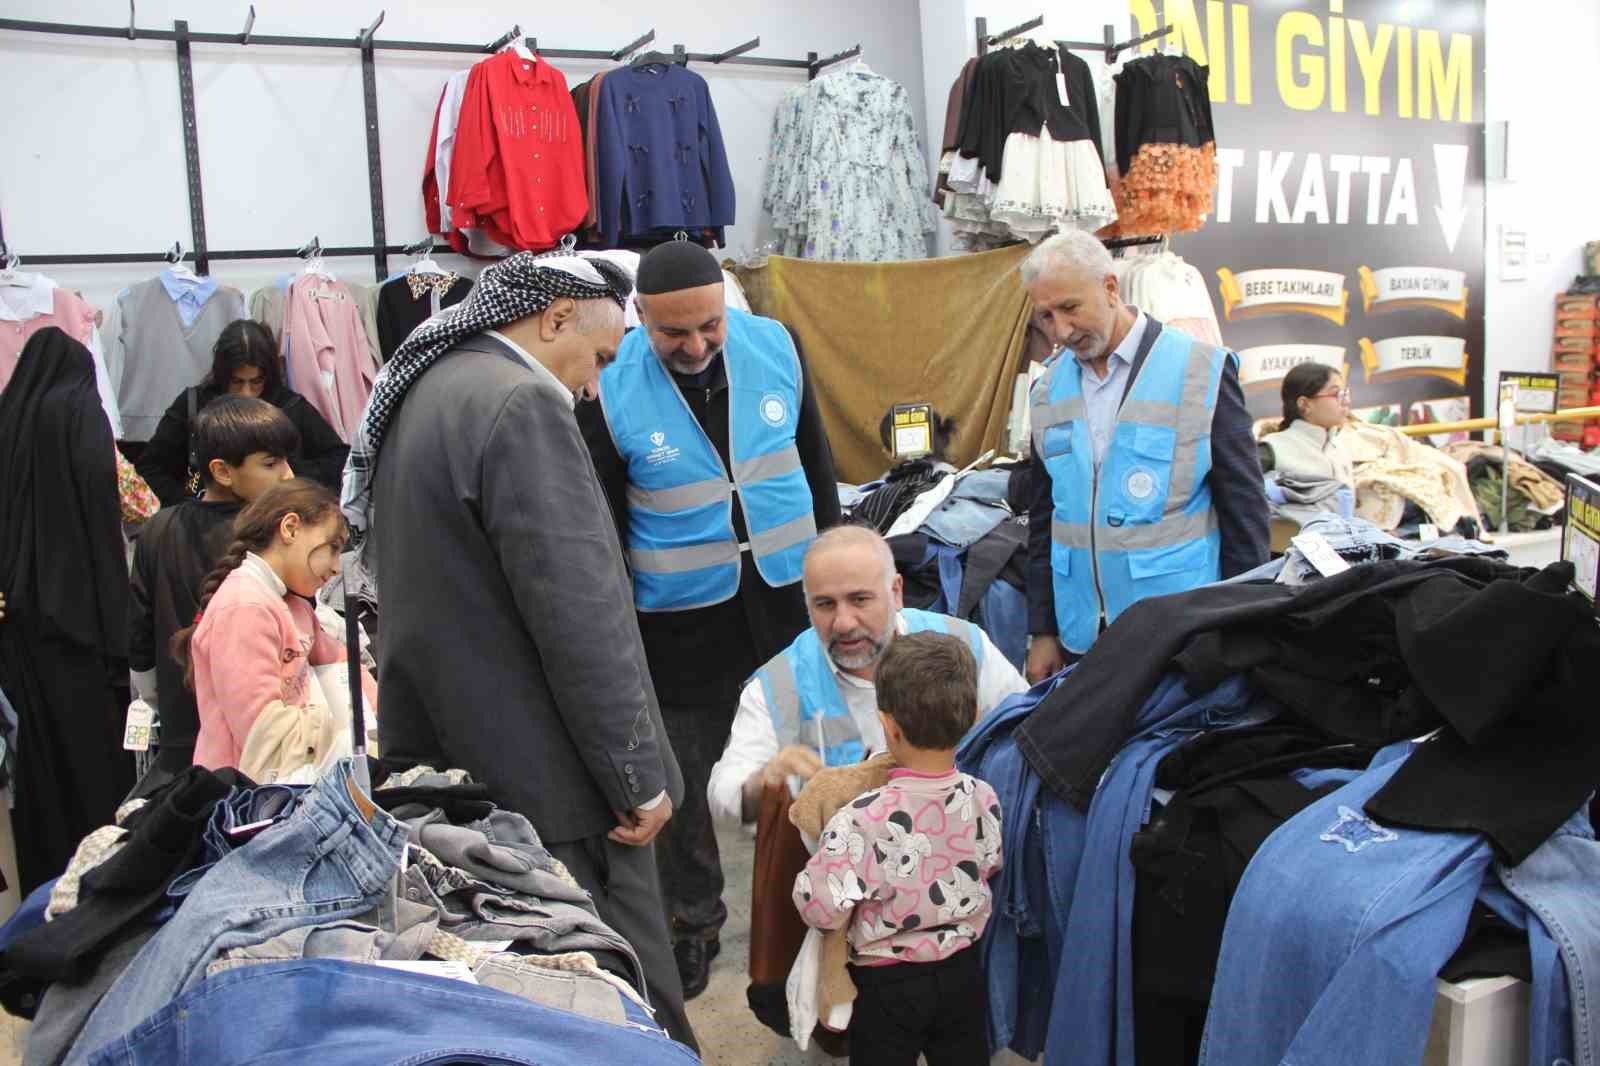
[1423,977,1529,1066]
[1481,528,1565,570]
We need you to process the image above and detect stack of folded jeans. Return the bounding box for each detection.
[1,760,689,1065]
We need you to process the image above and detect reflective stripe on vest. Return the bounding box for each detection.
[598,307,817,612]
[755,609,987,768]
[1030,324,1228,652]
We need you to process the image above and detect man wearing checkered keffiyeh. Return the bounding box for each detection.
[340,249,698,1052]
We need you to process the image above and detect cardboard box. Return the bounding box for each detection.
[1553,421,1587,441]
[1556,294,1600,316]
[1554,349,1595,373]
[1554,319,1600,337]
[1553,335,1596,352]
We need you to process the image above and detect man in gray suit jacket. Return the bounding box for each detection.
[342,252,696,1050]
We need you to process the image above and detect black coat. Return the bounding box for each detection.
[134,384,350,507]
[372,333,682,844]
[0,328,134,891]
[1027,316,1270,636]
[577,334,843,709]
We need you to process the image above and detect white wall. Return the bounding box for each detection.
[1482,0,1600,411]
[0,0,927,310]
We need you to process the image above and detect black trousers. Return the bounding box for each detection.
[847,949,989,1066]
[654,701,737,942]
[547,834,699,1054]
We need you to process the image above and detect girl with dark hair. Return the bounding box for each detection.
[134,319,350,506]
[1258,362,1354,486]
[173,478,374,781]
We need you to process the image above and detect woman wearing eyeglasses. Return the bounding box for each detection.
[1259,362,1354,490]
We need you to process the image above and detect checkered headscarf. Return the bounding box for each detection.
[341,250,630,604]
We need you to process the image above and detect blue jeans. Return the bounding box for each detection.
[1049,674,1277,1066]
[1199,745,1494,1066]
[1497,806,1600,1066]
[922,470,1013,549]
[957,672,1072,1059]
[69,760,407,1064]
[1478,880,1576,1066]
[165,783,302,902]
[85,959,697,1066]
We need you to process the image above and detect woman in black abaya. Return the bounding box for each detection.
[0,327,134,893]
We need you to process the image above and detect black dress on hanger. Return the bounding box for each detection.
[0,328,134,893]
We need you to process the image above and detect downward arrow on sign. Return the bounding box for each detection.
[1433,143,1470,253]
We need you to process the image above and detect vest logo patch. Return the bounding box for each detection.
[645,431,681,467]
[760,393,788,427]
[1125,469,1157,500]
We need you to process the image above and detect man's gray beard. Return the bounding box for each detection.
[827,622,894,671]
[665,344,724,375]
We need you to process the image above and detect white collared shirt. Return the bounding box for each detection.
[706,613,1029,826]
[239,551,289,598]
[0,274,55,322]
[1074,309,1148,469]
[485,329,575,409]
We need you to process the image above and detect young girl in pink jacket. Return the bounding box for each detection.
[172,478,376,783]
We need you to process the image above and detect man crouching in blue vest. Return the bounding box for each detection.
[1020,230,1269,684]
[707,525,1027,826]
[578,240,841,999]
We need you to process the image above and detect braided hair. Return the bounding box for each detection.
[170,478,347,689]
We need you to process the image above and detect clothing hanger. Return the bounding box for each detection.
[407,244,446,277]
[298,235,333,281]
[0,251,33,288]
[629,46,679,68]
[165,240,200,281]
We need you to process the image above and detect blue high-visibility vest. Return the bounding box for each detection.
[755,608,986,767]
[599,308,816,612]
[1029,324,1229,652]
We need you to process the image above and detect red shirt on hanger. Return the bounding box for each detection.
[446,51,587,251]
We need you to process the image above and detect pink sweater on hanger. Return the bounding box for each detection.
[0,284,97,391]
[281,276,376,442]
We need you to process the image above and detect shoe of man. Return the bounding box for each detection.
[674,936,721,1000]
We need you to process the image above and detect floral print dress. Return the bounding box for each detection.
[762,72,936,262]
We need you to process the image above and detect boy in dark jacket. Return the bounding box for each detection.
[127,396,299,782]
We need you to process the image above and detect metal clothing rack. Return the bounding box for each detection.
[1103,234,1166,251]
[0,9,862,281]
[972,16,1180,250]
[975,14,1174,63]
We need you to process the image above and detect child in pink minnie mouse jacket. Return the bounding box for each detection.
[792,631,1002,1066]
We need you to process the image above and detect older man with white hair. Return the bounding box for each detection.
[707,525,1027,828]
[1020,230,1268,683]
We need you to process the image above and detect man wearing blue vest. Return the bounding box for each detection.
[1021,230,1269,683]
[708,525,1026,827]
[579,241,841,998]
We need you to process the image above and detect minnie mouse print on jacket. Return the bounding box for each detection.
[793,768,1002,964]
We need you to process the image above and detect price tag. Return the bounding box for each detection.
[890,402,934,459]
[1497,380,1519,439]
[1056,72,1071,106]
[376,960,478,984]
[122,700,154,752]
[1290,531,1351,577]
